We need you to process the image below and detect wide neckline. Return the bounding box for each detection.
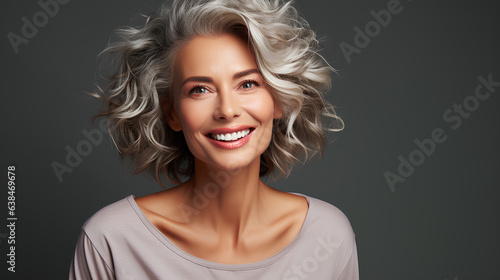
[126,192,313,271]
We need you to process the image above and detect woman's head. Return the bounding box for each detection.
[92,0,344,185]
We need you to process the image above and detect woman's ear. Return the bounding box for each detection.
[163,102,182,132]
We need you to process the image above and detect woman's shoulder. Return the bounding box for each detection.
[81,195,137,237]
[294,193,356,241]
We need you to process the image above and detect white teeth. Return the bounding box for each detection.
[210,129,251,141]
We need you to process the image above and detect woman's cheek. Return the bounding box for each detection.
[179,100,207,130]
[244,93,275,120]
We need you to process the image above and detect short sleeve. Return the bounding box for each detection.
[69,229,115,280]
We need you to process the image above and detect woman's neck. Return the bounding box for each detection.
[184,157,275,243]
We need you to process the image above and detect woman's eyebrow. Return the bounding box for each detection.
[181,76,213,87]
[180,68,260,87]
[233,68,260,79]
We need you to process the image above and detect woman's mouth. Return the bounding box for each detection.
[209,128,251,142]
[205,127,255,149]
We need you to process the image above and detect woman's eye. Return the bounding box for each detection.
[240,81,259,90]
[190,86,209,95]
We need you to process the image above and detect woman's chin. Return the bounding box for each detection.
[200,156,258,174]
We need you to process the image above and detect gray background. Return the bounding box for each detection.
[1,0,499,279]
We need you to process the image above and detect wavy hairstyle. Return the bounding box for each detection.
[90,0,344,186]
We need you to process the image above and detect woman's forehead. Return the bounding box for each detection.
[173,34,258,80]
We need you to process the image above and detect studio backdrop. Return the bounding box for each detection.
[1,0,499,279]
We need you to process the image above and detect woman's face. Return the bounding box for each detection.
[166,33,282,171]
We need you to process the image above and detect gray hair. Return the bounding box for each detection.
[90,0,344,186]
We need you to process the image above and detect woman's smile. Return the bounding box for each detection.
[207,126,253,142]
[206,126,256,149]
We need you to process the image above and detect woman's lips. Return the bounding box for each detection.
[206,128,255,149]
[206,125,254,135]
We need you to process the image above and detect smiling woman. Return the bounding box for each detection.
[69,0,358,279]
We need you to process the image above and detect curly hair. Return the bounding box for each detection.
[90,0,344,186]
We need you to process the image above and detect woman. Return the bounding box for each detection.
[70,0,358,279]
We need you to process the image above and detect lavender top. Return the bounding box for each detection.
[69,193,359,280]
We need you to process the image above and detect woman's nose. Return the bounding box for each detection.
[213,87,241,121]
